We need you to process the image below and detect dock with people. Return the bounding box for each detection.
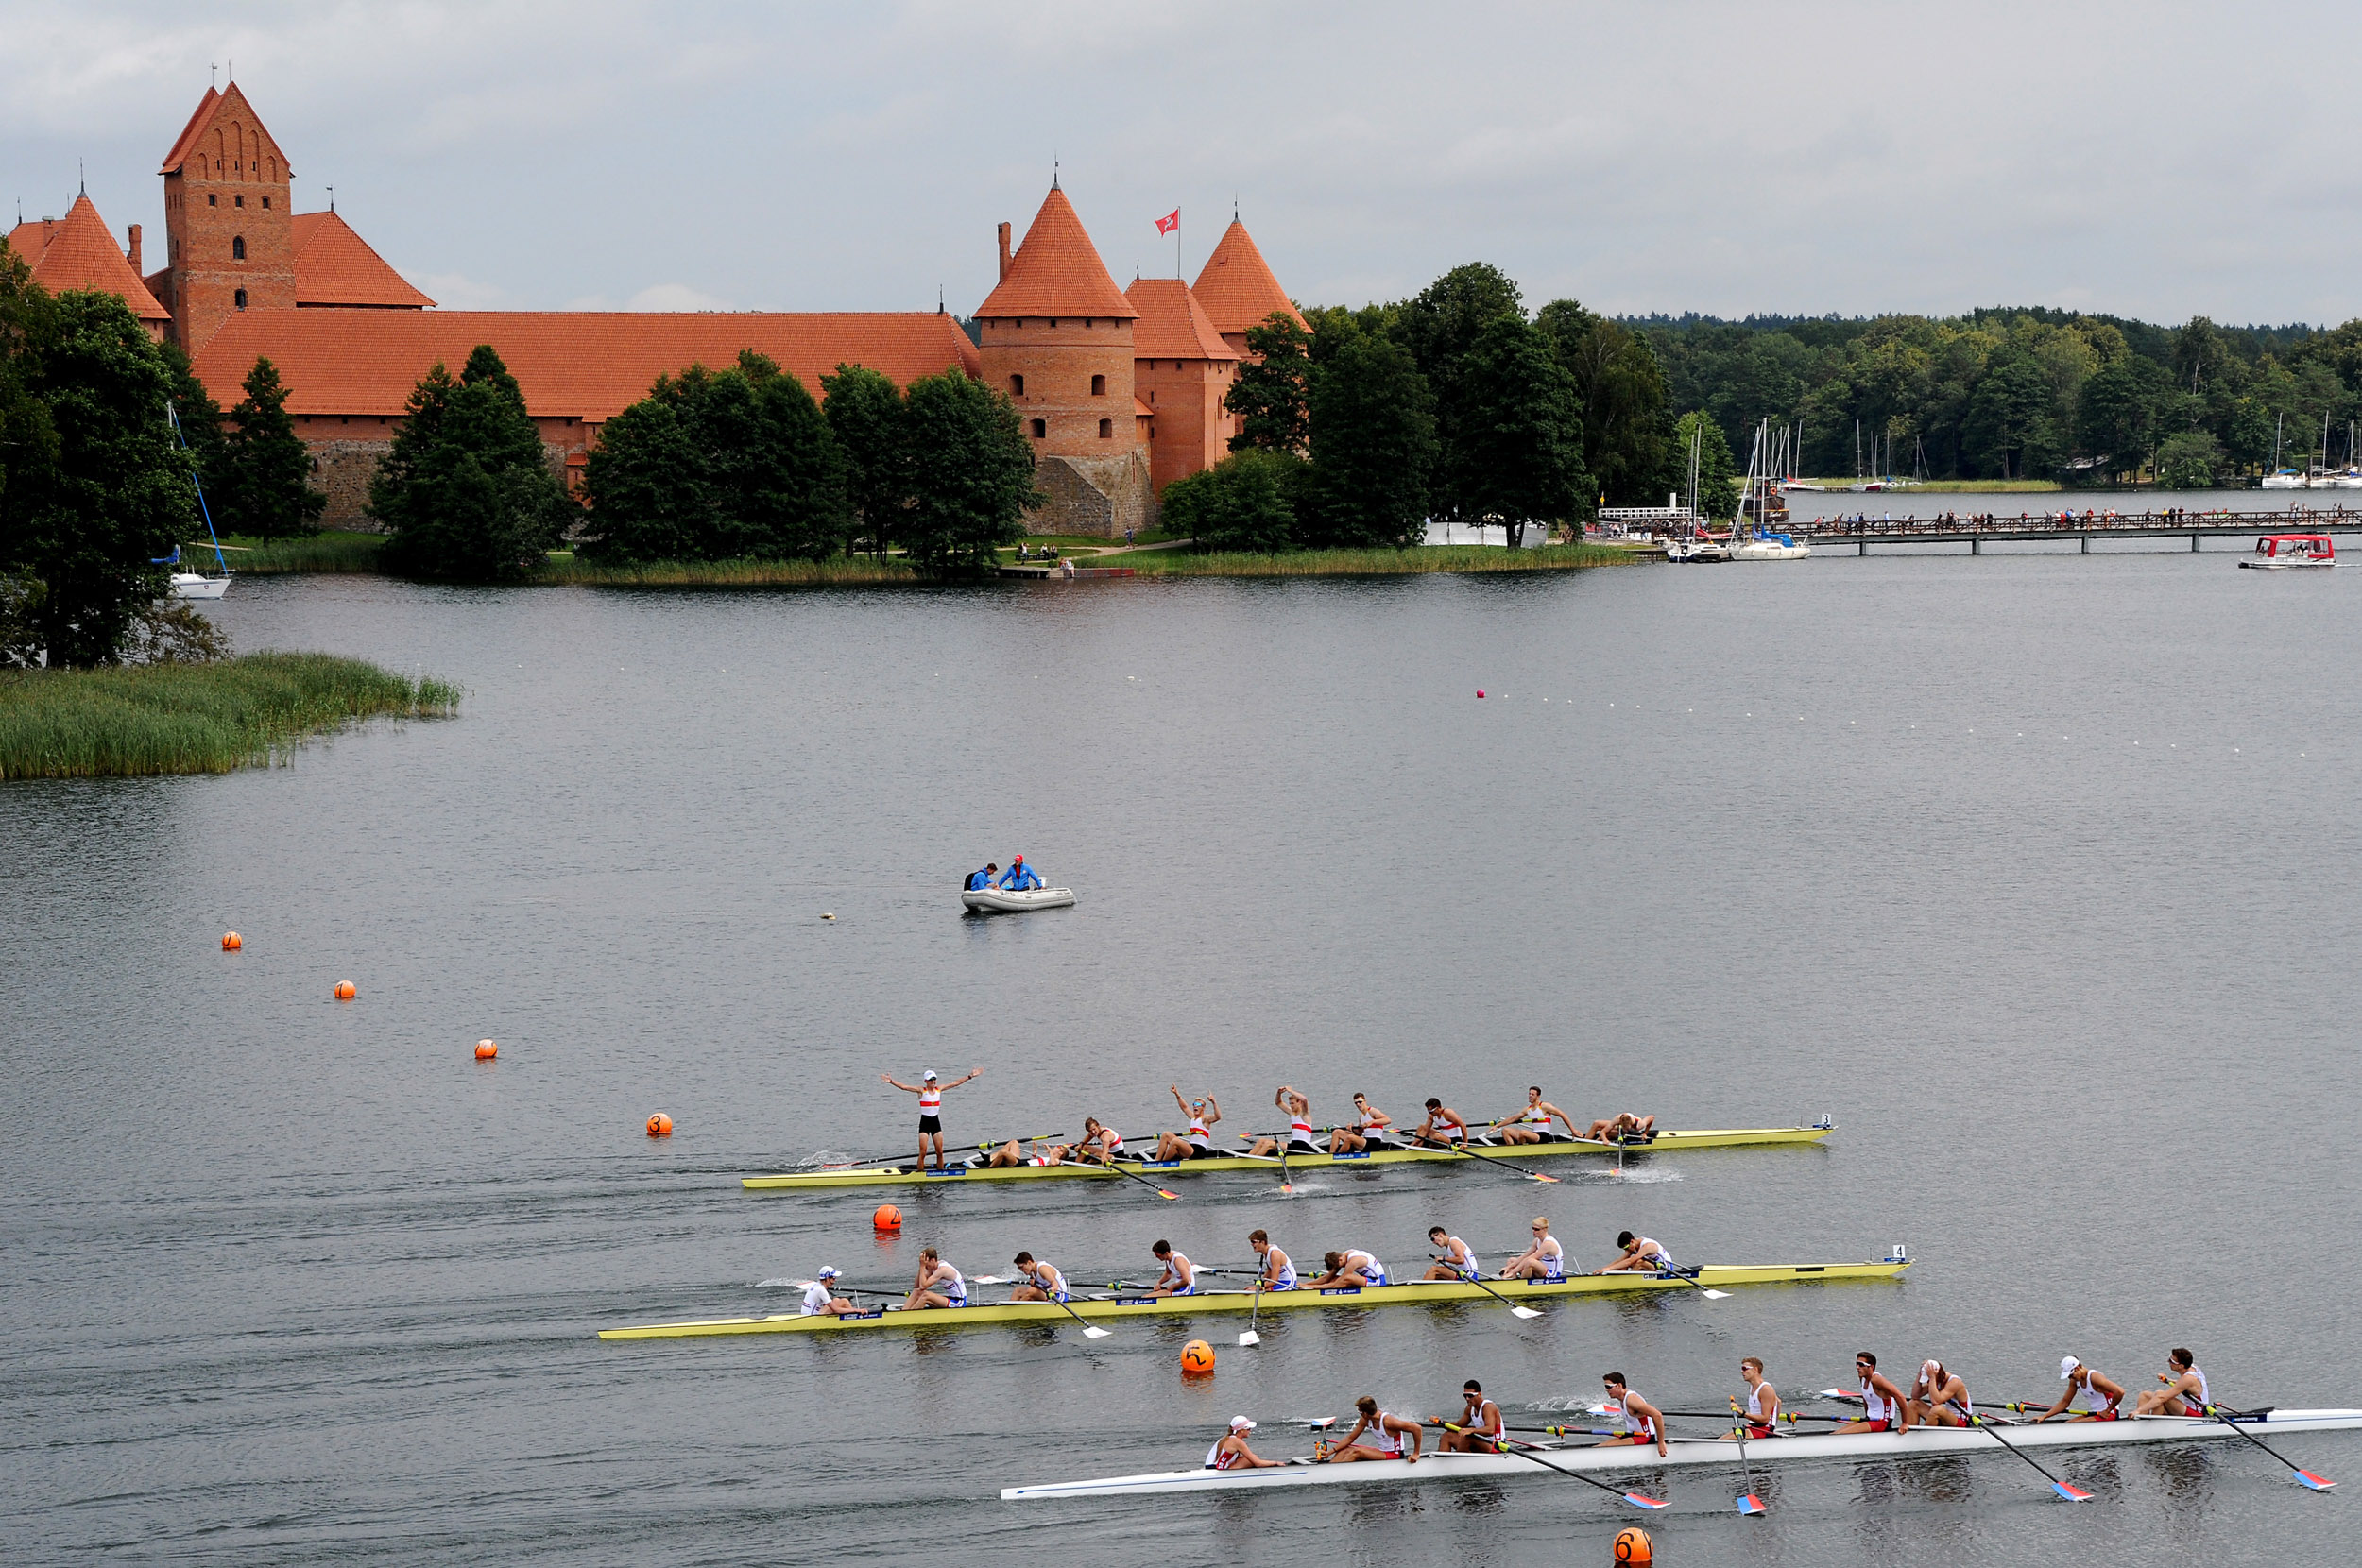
[1800,504,2362,554]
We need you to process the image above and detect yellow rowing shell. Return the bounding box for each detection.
[597,1259,1906,1339]
[742,1126,1832,1190]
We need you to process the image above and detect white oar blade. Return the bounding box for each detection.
[1511,1305,1544,1320]
[1238,1330,1261,1346]
[1081,1325,1112,1339]
[1700,1287,1733,1300]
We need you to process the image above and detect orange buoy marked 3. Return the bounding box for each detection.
[474,1040,498,1061]
[646,1112,673,1137]
[334,980,356,1000]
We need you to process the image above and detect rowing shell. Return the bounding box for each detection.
[744,1126,1832,1190]
[1001,1409,2362,1499]
[597,1258,1905,1340]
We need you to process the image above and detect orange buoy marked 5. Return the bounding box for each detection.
[1181,1339,1215,1374]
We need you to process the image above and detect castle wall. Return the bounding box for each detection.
[1029,452,1154,538]
[298,420,583,530]
[977,316,1139,463]
[1136,354,1237,492]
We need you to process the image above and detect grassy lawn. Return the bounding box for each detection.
[203,530,387,573]
[0,652,459,779]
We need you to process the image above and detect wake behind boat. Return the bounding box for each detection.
[1000,1408,2362,1499]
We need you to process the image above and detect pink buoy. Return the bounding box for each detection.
[1476,690,1486,698]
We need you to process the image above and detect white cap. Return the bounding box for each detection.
[817,1266,840,1279]
[2060,1355,2080,1380]
[923,1069,939,1081]
[1229,1416,1256,1431]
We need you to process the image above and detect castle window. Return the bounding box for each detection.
[1090,374,1106,397]
[234,195,244,208]
[1009,373,1024,397]
[208,195,216,207]
[1098,418,1113,438]
[262,196,270,210]
[1030,418,1046,439]
[234,288,248,310]
[232,236,246,260]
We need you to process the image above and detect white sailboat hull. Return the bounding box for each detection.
[167,573,231,600]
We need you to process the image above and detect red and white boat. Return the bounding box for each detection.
[2240,534,2335,570]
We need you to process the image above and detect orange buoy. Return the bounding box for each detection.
[334,980,356,1000]
[221,932,242,950]
[646,1112,673,1137]
[1612,1526,1652,1565]
[1180,1339,1215,1374]
[872,1203,902,1232]
[474,1040,498,1061]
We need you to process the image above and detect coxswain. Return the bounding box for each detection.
[881,1065,982,1171]
[800,1266,861,1318]
[1246,1085,1322,1158]
[1007,1251,1068,1304]
[1585,1111,1656,1143]
[1301,1249,1388,1288]
[1834,1351,1912,1433]
[1205,1416,1281,1471]
[1149,1239,1195,1296]
[903,1247,967,1311]
[964,861,999,891]
[1725,1356,1779,1438]
[1327,1395,1421,1464]
[1431,1380,1507,1452]
[1331,1091,1393,1153]
[2133,1348,2210,1416]
[1409,1098,1470,1150]
[1155,1087,1223,1161]
[1502,1216,1568,1281]
[1593,1373,1669,1457]
[1498,1085,1575,1145]
[1595,1231,1674,1274]
[1908,1358,1974,1427]
[2036,1355,2127,1422]
[997,856,1044,892]
[1248,1229,1296,1290]
[1424,1225,1481,1281]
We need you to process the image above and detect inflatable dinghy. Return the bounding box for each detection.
[961,886,1076,913]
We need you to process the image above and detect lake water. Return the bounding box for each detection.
[5,543,2356,1565]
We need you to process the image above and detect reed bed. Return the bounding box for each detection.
[1120,543,1629,577]
[212,531,387,574]
[0,652,460,779]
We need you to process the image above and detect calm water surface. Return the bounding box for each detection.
[4,544,2355,1565]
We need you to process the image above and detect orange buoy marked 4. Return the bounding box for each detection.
[872,1203,903,1232]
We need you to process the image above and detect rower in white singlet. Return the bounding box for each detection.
[1249,1229,1296,1289]
[1155,1087,1224,1161]
[1596,1231,1674,1274]
[1149,1239,1195,1297]
[1504,1217,1567,1281]
[1246,1085,1323,1158]
[1302,1249,1386,1288]
[1007,1251,1067,1304]
[1432,1379,1508,1452]
[1204,1416,1279,1470]
[881,1066,981,1171]
[1330,1092,1393,1153]
[2135,1348,2211,1417]
[2037,1356,2127,1423]
[1593,1373,1669,1457]
[1908,1359,1973,1427]
[1498,1086,1575,1145]
[1725,1356,1780,1439]
[1328,1395,1422,1464]
[903,1247,967,1310]
[1425,1226,1481,1281]
[1835,1351,1912,1433]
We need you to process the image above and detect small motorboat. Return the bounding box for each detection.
[1663,535,1729,563]
[2240,533,2335,569]
[961,886,1077,913]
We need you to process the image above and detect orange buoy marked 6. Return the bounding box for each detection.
[221,932,242,950]
[334,980,356,1000]
[474,1040,498,1061]
[872,1203,902,1232]
[646,1112,673,1137]
[1181,1339,1215,1374]
[1612,1526,1652,1565]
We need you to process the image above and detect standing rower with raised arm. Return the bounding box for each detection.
[1595,1231,1675,1274]
[1249,1229,1296,1290]
[2037,1356,2127,1422]
[1149,1239,1195,1297]
[1498,1086,1575,1145]
[2133,1348,2210,1416]
[1154,1088,1223,1161]
[1593,1373,1670,1457]
[1835,1352,1912,1433]
[1424,1225,1481,1281]
[1430,1380,1507,1452]
[881,1066,982,1171]
[1502,1216,1568,1280]
[1409,1098,1470,1150]
[1326,1396,1421,1464]
[1246,1085,1323,1158]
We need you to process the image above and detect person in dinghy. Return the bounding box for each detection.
[997,856,1045,892]
[964,862,1000,891]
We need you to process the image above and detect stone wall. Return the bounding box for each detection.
[302,437,576,532]
[1030,451,1155,537]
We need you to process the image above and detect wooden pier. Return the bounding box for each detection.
[1799,506,2362,554]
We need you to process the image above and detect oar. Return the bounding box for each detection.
[1238,1277,1265,1346]
[1083,1159,1179,1201]
[1443,1425,1668,1510]
[1728,1399,1767,1515]
[1661,1265,1732,1301]
[2198,1403,2336,1491]
[1432,1257,1543,1320]
[967,1272,1112,1338]
[1966,1413,2094,1502]
[1454,1145,1562,1184]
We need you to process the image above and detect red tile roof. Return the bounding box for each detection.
[1134,397,1155,418]
[975,186,1137,320]
[158,87,221,175]
[1192,219,1305,338]
[186,309,983,422]
[290,212,436,308]
[1124,277,1238,362]
[6,196,170,322]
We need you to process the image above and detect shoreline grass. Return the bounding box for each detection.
[540,554,924,587]
[205,530,387,574]
[0,652,460,779]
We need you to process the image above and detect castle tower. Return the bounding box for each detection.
[1126,276,1239,491]
[1191,217,1306,356]
[156,83,296,351]
[975,184,1151,537]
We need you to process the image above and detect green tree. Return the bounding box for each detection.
[1166,450,1301,553]
[821,364,910,557]
[1395,263,1524,526]
[0,242,60,566]
[1299,332,1436,548]
[1962,352,2059,479]
[214,356,325,541]
[2221,395,2276,476]
[1672,411,1739,520]
[1535,300,1676,505]
[1451,316,1591,546]
[159,340,225,511]
[2074,358,2164,482]
[583,350,846,564]
[372,346,574,583]
[898,370,1038,575]
[1224,312,1312,454]
[2155,430,2223,489]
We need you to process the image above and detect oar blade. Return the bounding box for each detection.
[1526,1172,1561,1184]
[1699,1287,1733,1300]
[1081,1325,1112,1339]
[2050,1479,2095,1503]
[1155,1189,1180,1201]
[1237,1329,1261,1347]
[1737,1491,1767,1516]
[2294,1469,2336,1491]
[1511,1304,1544,1320]
[1622,1491,1671,1511]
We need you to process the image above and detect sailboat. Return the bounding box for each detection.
[1664,418,1728,561]
[1731,418,1811,559]
[163,401,231,599]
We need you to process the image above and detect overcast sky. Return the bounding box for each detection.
[7,1,2358,327]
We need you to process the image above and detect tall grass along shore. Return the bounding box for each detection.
[0,653,460,779]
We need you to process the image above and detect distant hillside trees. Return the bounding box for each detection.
[372,346,575,583]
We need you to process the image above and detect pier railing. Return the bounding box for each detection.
[1790,505,2362,554]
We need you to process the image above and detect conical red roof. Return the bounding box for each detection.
[291,211,436,307]
[976,186,1136,319]
[6,195,169,323]
[1192,219,1304,337]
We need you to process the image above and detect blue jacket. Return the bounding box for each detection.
[998,863,1043,891]
[966,866,995,891]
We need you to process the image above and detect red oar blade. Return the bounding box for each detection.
[2050,1480,2095,1503]
[1155,1189,1180,1201]
[1622,1491,1671,1510]
[1526,1172,1561,1184]
[1737,1491,1766,1516]
[2294,1469,2336,1491]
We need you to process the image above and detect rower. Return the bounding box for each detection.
[903,1246,967,1311]
[1302,1249,1388,1288]
[1071,1116,1124,1165]
[1424,1225,1480,1281]
[2133,1348,2210,1416]
[984,1135,1072,1167]
[1248,1229,1296,1290]
[881,1065,982,1171]
[1149,1239,1195,1297]
[1593,1373,1669,1457]
[800,1266,861,1318]
[1409,1098,1470,1150]
[1007,1251,1069,1304]
[1327,1395,1421,1464]
[1498,1085,1574,1145]
[1205,1415,1281,1471]
[2037,1355,2127,1423]
[1585,1111,1656,1143]
[997,856,1044,891]
[1595,1231,1673,1274]
[1246,1085,1322,1158]
[1331,1091,1393,1153]
[1430,1379,1507,1452]
[1155,1088,1223,1161]
[964,861,999,891]
[1908,1358,1973,1427]
[1725,1356,1779,1438]
[1834,1351,1912,1433]
[1502,1216,1567,1281]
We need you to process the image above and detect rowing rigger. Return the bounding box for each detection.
[597,1258,1906,1340]
[743,1125,1834,1191]
[999,1409,2362,1499]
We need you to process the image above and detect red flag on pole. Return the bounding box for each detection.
[1154,209,1180,236]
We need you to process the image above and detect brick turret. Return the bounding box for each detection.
[157,83,296,351]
